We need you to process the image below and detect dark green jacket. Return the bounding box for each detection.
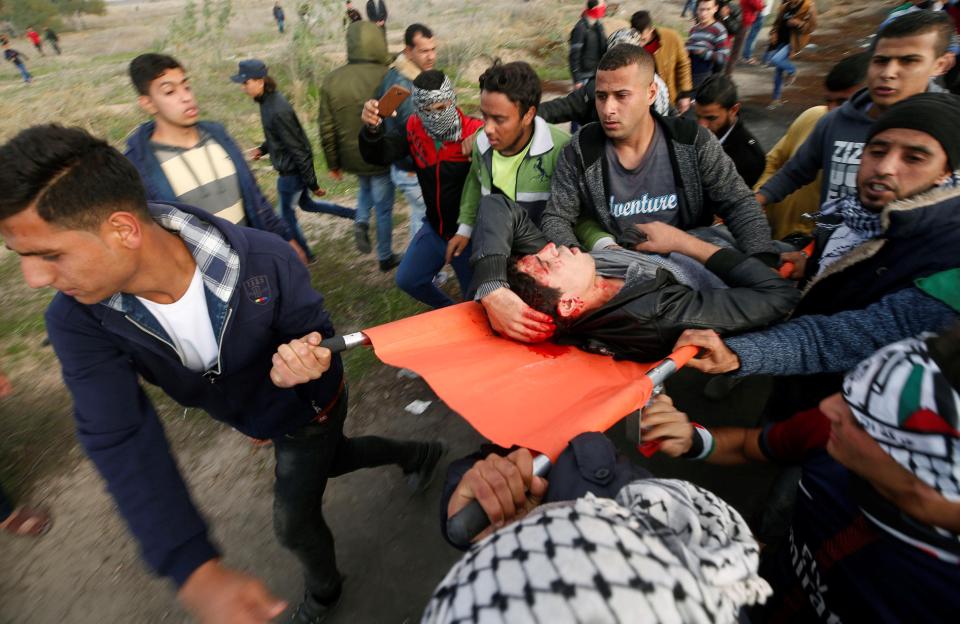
[319,21,390,175]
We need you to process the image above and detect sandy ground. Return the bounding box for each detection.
[0,0,895,622]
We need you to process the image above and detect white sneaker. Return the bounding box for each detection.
[432,270,450,288]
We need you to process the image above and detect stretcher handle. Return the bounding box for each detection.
[447,454,552,549]
[318,332,370,354]
[446,345,699,548]
[778,242,816,279]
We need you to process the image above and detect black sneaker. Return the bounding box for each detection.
[406,441,447,493]
[378,253,403,272]
[353,222,371,254]
[289,588,342,624]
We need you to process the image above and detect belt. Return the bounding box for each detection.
[311,379,346,424]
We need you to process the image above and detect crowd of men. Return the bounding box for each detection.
[1,1,960,623]
[1,25,61,84]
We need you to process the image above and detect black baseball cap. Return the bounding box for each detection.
[230,59,268,83]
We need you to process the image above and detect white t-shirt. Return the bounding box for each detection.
[137,266,220,372]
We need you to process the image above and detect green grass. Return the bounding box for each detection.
[0,0,588,500]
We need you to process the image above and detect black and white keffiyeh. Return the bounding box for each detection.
[843,335,960,501]
[816,174,960,275]
[815,194,883,274]
[414,75,462,144]
[422,479,771,624]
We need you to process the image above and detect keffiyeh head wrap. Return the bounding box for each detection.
[843,335,960,501]
[414,75,462,144]
[422,479,771,624]
[607,27,644,48]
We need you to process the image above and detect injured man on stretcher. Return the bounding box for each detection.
[470,195,800,360]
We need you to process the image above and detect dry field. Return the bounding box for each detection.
[0,0,891,621]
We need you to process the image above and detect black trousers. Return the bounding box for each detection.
[0,482,12,521]
[272,389,424,601]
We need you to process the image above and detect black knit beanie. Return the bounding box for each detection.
[866,92,960,170]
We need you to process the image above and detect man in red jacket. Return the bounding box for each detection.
[358,70,484,308]
[740,0,767,65]
[728,0,765,73]
[25,26,43,56]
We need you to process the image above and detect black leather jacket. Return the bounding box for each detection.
[539,81,599,127]
[257,90,320,190]
[471,194,800,361]
[720,0,743,37]
[569,17,607,84]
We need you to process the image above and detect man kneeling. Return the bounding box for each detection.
[472,195,799,360]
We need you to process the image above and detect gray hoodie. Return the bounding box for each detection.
[759,88,876,207]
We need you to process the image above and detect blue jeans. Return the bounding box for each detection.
[15,61,31,83]
[279,174,355,218]
[767,44,796,100]
[277,18,284,33]
[390,165,427,240]
[742,17,765,60]
[395,222,473,309]
[356,173,396,261]
[278,175,356,260]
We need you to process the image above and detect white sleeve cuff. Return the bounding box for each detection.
[592,236,617,252]
[456,223,473,237]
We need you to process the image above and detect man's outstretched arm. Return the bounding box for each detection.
[641,394,768,465]
[633,221,800,335]
[675,287,959,377]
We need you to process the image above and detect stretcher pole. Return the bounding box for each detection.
[319,331,370,353]
[445,345,699,548]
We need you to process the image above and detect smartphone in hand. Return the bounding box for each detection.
[378,85,411,118]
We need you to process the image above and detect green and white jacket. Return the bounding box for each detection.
[456,116,570,237]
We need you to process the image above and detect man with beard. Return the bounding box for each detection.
[694,75,766,187]
[679,92,960,414]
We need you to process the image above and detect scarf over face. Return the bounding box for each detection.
[413,75,462,144]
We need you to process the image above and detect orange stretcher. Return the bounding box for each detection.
[320,302,698,545]
[325,302,696,460]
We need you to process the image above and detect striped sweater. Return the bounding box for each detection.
[686,22,729,75]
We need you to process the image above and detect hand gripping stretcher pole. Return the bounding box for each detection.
[443,346,698,547]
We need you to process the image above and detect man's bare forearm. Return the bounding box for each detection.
[705,427,767,465]
[678,236,721,265]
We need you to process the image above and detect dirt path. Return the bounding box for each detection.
[0,1,890,622]
[1,368,484,623]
